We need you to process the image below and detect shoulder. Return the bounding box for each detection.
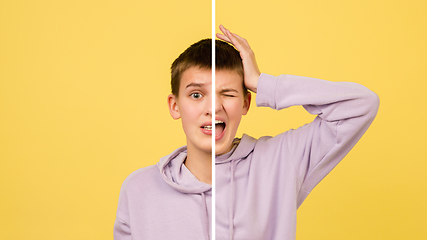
[120,165,163,192]
[249,127,308,163]
[236,133,290,160]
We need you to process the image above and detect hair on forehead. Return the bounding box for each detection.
[170,39,247,97]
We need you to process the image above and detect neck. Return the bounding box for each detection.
[185,145,212,185]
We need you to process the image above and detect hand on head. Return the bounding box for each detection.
[216,25,261,93]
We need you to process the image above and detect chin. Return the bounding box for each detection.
[215,143,231,156]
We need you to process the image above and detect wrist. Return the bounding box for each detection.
[246,73,260,93]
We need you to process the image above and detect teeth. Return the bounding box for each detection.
[203,120,224,130]
[202,120,224,130]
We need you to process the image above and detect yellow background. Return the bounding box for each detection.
[0,0,210,239]
[1,0,427,239]
[218,0,427,239]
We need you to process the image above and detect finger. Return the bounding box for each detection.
[216,33,231,43]
[219,25,232,40]
[231,32,246,43]
[219,25,235,43]
[226,29,245,51]
[219,24,227,35]
[219,25,249,54]
[229,32,251,49]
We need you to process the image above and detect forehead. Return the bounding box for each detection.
[215,70,244,91]
[180,67,212,89]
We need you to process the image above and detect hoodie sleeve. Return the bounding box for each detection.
[113,182,132,240]
[256,73,379,207]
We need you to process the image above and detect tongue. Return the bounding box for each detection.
[215,123,225,137]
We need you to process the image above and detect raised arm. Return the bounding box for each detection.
[258,73,379,206]
[217,25,380,206]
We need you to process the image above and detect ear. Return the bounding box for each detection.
[242,92,251,115]
[168,94,181,120]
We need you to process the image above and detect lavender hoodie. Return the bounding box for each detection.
[215,73,379,240]
[114,147,212,240]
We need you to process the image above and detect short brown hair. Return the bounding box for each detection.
[171,39,247,97]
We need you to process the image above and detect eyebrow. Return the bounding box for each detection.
[185,83,205,88]
[219,88,239,94]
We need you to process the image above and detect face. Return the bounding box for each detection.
[215,70,251,155]
[168,67,213,155]
[168,67,250,156]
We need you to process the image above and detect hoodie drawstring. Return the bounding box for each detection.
[201,192,210,240]
[229,159,236,240]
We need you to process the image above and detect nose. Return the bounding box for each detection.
[205,93,213,116]
[215,94,223,114]
[206,94,223,116]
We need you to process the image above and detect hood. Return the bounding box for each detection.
[157,146,212,240]
[215,134,258,164]
[157,146,212,194]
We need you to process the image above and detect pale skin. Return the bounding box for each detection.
[167,25,261,185]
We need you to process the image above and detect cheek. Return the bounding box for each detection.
[179,101,203,122]
[224,99,245,113]
[223,100,244,122]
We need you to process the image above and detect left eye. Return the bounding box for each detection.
[190,93,202,99]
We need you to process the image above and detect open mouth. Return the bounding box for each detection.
[201,120,226,137]
[214,120,226,137]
